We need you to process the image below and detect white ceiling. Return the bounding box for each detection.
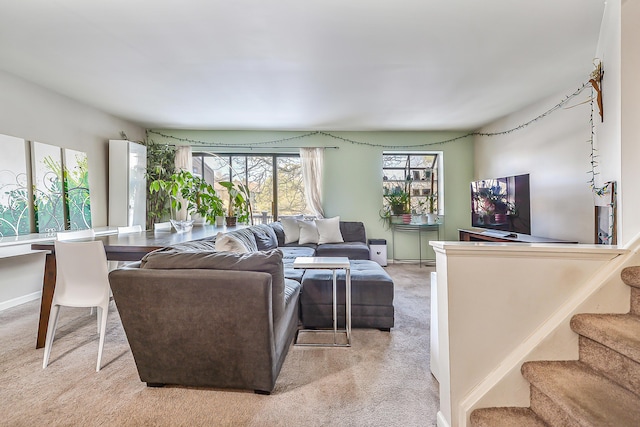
[0,0,606,131]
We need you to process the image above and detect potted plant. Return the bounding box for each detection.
[380,187,411,228]
[384,188,410,215]
[420,192,438,224]
[219,181,252,227]
[149,170,224,229]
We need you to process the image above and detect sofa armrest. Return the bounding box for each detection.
[109,267,280,392]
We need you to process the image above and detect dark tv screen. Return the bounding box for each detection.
[471,174,531,235]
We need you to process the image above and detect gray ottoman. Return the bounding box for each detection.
[300,260,394,330]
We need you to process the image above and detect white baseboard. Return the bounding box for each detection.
[0,291,42,312]
[436,411,450,427]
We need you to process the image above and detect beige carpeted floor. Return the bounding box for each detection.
[0,263,438,427]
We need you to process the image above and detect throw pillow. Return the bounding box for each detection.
[315,216,344,244]
[281,216,302,244]
[297,219,319,244]
[251,224,279,250]
[214,232,250,253]
[225,228,259,252]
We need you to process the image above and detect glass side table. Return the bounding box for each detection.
[293,256,352,347]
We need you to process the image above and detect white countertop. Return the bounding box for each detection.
[0,226,118,248]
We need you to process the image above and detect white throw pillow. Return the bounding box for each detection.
[214,232,249,253]
[297,219,319,244]
[281,216,302,244]
[315,216,344,244]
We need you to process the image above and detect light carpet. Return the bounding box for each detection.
[0,263,438,426]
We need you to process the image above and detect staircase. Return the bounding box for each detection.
[470,266,640,427]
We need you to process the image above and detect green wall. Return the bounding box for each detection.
[149,129,474,260]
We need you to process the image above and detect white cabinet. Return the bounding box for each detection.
[108,140,147,228]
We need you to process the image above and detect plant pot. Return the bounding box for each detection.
[426,213,438,225]
[402,214,412,224]
[225,216,237,227]
[391,205,406,215]
[191,213,206,226]
[215,215,225,227]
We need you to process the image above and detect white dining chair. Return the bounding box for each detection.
[56,228,96,241]
[117,224,143,234]
[42,240,111,372]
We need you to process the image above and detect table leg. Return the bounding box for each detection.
[346,267,351,345]
[332,269,337,345]
[36,253,57,349]
[419,228,422,267]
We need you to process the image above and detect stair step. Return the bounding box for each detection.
[522,360,640,426]
[571,313,640,364]
[632,288,640,315]
[578,336,640,396]
[621,266,640,289]
[470,407,547,427]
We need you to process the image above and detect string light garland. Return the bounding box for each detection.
[588,85,607,196]
[148,82,590,150]
[146,77,603,194]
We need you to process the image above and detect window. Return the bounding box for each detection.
[192,153,310,222]
[382,152,440,215]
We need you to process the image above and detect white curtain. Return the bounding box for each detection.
[174,145,192,172]
[174,145,192,220]
[300,147,325,218]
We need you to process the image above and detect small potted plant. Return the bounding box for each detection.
[219,181,252,227]
[420,192,438,224]
[380,187,411,228]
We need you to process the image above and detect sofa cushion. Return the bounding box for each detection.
[297,219,319,244]
[141,249,286,326]
[315,216,344,244]
[279,246,316,259]
[250,224,279,250]
[316,241,370,260]
[284,278,302,307]
[282,258,305,282]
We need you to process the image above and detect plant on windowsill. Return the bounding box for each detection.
[380,188,411,229]
[419,193,438,224]
[218,181,252,227]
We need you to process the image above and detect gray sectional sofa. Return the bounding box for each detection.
[108,220,394,394]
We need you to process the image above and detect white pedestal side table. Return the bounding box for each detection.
[293,256,352,347]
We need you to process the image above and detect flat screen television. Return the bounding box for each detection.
[471,174,531,235]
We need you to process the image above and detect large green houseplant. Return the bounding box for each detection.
[218,181,252,226]
[150,170,224,225]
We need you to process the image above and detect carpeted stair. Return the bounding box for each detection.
[470,266,640,427]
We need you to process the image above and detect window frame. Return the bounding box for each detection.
[191,152,305,220]
[382,151,443,215]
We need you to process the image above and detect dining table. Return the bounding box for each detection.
[31,225,226,349]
